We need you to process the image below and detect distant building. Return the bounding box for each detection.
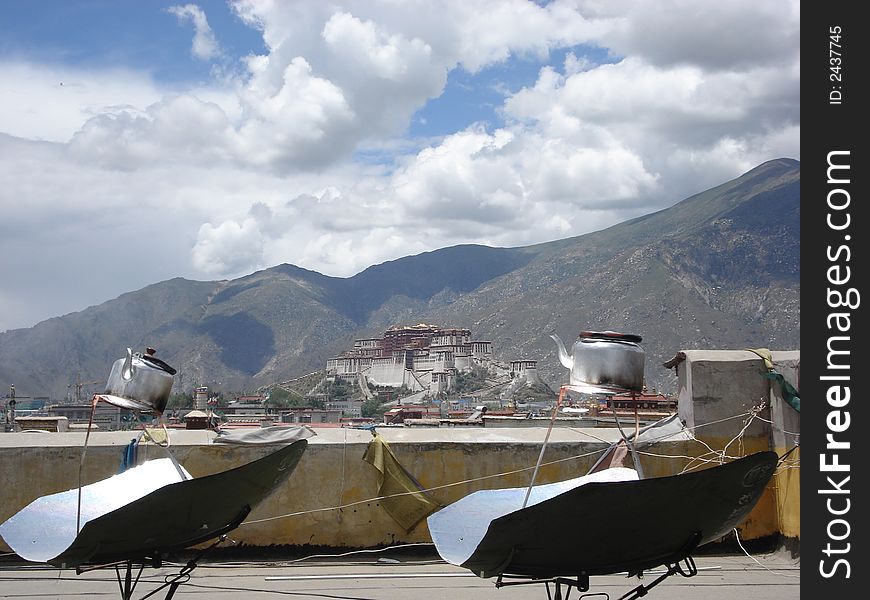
[510,360,540,384]
[47,403,124,430]
[184,410,214,430]
[194,386,209,410]
[279,408,343,424]
[325,323,493,395]
[223,402,266,416]
[326,398,363,418]
[14,416,69,432]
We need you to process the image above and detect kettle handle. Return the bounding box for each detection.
[121,347,135,381]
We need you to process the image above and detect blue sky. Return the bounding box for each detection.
[0,0,799,331]
[0,1,265,82]
[409,45,615,138]
[1,1,612,140]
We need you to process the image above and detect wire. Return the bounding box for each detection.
[242,404,789,526]
[183,582,381,599]
[242,447,608,525]
[753,415,800,436]
[732,529,799,578]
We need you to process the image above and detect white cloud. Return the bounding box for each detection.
[0,0,800,330]
[235,56,357,169]
[587,0,799,71]
[68,95,235,169]
[448,0,602,72]
[192,218,264,275]
[0,62,166,143]
[503,50,799,201]
[167,4,222,61]
[321,12,428,82]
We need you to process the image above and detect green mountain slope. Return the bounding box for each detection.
[0,159,799,399]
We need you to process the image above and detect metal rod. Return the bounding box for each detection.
[76,395,99,534]
[522,386,565,508]
[610,400,644,479]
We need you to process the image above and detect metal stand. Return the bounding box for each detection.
[615,555,698,600]
[115,561,145,600]
[496,555,698,600]
[76,532,234,600]
[496,573,589,600]
[494,533,702,599]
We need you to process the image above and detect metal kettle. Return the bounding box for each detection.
[103,347,177,414]
[550,330,645,393]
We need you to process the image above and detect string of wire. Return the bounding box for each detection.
[242,403,798,526]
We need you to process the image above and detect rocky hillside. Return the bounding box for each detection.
[0,159,799,399]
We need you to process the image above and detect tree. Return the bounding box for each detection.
[361,396,386,419]
[166,393,192,410]
[267,387,295,408]
[268,385,325,409]
[453,365,489,395]
[323,378,353,401]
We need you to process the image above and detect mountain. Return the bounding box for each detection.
[0,159,799,400]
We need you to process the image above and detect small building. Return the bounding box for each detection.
[47,403,124,430]
[224,402,266,416]
[510,359,540,383]
[194,386,209,410]
[183,409,213,430]
[279,408,343,424]
[429,370,455,395]
[326,398,364,418]
[384,407,425,424]
[14,416,69,432]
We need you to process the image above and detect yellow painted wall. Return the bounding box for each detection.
[676,350,800,546]
[0,426,795,556]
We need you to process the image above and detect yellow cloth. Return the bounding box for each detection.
[745,347,774,370]
[746,347,800,412]
[362,432,441,532]
[142,426,168,445]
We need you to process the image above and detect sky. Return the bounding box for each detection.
[0,0,800,332]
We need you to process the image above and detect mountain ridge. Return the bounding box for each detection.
[0,158,799,399]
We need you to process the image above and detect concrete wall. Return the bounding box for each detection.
[674,350,800,543]
[1,427,698,554]
[1,349,800,557]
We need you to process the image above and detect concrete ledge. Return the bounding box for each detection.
[1,426,698,553]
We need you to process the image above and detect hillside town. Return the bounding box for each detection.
[1,322,679,433]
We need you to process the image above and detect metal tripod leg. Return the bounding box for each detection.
[617,556,699,600]
[115,561,144,600]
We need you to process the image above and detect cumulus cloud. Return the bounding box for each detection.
[167,4,222,61]
[235,56,357,169]
[68,95,234,169]
[587,0,799,71]
[0,62,165,143]
[503,49,798,201]
[192,218,265,275]
[0,0,800,330]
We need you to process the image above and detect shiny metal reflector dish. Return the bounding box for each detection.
[428,451,777,579]
[0,439,307,568]
[428,467,638,569]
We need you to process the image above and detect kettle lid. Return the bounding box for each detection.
[140,354,177,375]
[579,330,642,343]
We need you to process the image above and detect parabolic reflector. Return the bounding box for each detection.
[428,467,638,568]
[0,439,307,568]
[428,451,778,579]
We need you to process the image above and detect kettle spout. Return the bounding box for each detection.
[549,334,574,370]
